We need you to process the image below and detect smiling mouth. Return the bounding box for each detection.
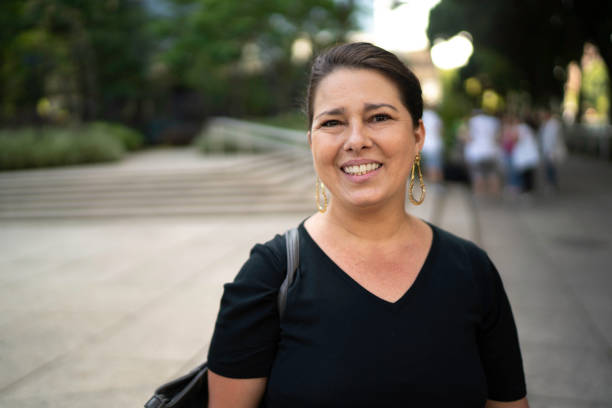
[342,163,382,176]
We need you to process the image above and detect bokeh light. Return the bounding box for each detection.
[430,32,474,70]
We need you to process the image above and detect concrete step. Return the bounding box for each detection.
[0,152,313,189]
[0,185,310,203]
[0,202,316,219]
[0,150,316,219]
[0,170,314,199]
[0,189,312,208]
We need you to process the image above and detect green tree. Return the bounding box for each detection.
[1,0,359,137]
[155,0,357,117]
[0,0,152,124]
[427,0,612,114]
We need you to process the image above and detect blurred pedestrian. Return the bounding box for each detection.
[500,113,520,194]
[464,108,502,196]
[513,118,540,193]
[421,106,444,183]
[539,109,567,191]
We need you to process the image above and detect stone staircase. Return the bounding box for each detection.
[0,148,316,219]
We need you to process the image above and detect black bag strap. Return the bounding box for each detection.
[278,227,299,319]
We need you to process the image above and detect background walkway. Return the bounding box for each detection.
[0,148,610,407]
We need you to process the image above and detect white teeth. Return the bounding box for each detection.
[342,163,381,175]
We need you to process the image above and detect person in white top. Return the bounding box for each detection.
[421,108,444,183]
[539,110,566,190]
[512,119,540,193]
[464,109,502,195]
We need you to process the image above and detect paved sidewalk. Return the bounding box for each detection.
[0,151,610,407]
[475,156,612,408]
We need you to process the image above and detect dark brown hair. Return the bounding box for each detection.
[306,42,423,129]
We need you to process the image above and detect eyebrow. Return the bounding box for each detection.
[364,103,398,112]
[314,103,398,121]
[314,108,345,121]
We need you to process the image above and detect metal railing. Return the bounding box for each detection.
[199,117,309,152]
[565,123,612,160]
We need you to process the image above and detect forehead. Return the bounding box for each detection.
[313,68,403,113]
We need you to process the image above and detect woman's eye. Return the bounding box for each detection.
[371,113,391,123]
[321,119,341,127]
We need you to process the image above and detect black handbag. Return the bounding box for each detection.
[144,228,300,408]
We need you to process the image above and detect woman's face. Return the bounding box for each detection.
[309,68,424,211]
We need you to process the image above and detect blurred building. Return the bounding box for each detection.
[350,0,442,105]
[399,49,440,106]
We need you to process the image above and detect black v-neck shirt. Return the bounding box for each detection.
[207,223,526,407]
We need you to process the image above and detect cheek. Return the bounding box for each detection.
[381,134,415,158]
[311,136,340,165]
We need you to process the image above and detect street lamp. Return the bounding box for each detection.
[430,32,474,70]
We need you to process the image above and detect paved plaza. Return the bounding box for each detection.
[0,148,611,407]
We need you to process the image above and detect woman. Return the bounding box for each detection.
[538,109,566,191]
[421,105,444,183]
[512,118,540,194]
[207,43,528,408]
[500,113,520,193]
[464,108,503,196]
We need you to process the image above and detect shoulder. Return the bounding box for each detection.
[431,224,488,266]
[429,224,508,313]
[208,229,295,378]
[429,224,497,286]
[232,231,288,288]
[252,233,287,270]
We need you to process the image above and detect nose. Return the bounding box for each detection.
[343,122,373,152]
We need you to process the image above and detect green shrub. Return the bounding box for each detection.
[0,126,124,170]
[88,121,143,151]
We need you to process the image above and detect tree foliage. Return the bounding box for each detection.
[154,0,356,117]
[427,0,612,111]
[0,0,358,138]
[1,0,151,124]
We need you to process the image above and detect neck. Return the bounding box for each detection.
[318,195,415,244]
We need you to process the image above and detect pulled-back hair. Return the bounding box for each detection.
[305,42,423,129]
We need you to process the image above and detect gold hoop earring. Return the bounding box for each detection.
[315,176,328,213]
[409,152,426,206]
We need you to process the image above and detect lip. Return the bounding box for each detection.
[340,158,382,168]
[340,159,383,182]
[342,167,381,182]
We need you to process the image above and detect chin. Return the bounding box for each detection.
[339,195,388,210]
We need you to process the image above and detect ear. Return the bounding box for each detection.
[307,130,312,148]
[414,119,426,151]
